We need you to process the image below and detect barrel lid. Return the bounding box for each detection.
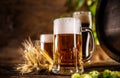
[96,0,120,62]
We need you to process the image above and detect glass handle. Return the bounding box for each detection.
[81,27,95,62]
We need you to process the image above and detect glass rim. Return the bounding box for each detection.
[40,34,53,43]
[40,34,53,37]
[54,17,79,23]
[73,11,91,15]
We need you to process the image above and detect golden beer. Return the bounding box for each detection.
[40,34,53,59]
[52,17,84,75]
[52,17,94,75]
[54,34,82,67]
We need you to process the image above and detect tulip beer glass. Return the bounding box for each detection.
[52,17,94,75]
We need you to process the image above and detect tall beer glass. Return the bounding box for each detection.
[73,12,93,61]
[52,17,94,75]
[40,34,53,59]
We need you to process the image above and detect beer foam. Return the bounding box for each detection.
[54,17,81,34]
[73,11,92,23]
[40,34,53,43]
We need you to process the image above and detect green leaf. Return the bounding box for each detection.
[74,0,85,9]
[65,0,85,11]
[87,0,93,6]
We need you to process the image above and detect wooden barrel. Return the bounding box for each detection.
[96,0,120,62]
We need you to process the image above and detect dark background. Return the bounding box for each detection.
[0,0,114,66]
[0,0,66,64]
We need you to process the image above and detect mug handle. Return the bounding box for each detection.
[81,27,95,62]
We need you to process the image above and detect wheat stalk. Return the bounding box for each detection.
[17,39,53,74]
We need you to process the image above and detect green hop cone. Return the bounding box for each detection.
[89,70,100,78]
[71,73,81,78]
[103,69,111,78]
[81,74,92,78]
[115,71,120,77]
[110,71,120,78]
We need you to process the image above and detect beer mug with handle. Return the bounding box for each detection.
[73,11,93,62]
[52,17,94,75]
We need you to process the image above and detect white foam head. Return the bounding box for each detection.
[40,34,53,43]
[73,11,92,23]
[54,17,81,34]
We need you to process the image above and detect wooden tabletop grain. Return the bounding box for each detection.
[0,45,119,78]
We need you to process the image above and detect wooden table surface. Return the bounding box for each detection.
[0,45,120,78]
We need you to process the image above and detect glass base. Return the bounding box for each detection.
[52,65,84,75]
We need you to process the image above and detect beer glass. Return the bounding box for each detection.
[73,12,93,61]
[40,34,53,59]
[52,17,94,75]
